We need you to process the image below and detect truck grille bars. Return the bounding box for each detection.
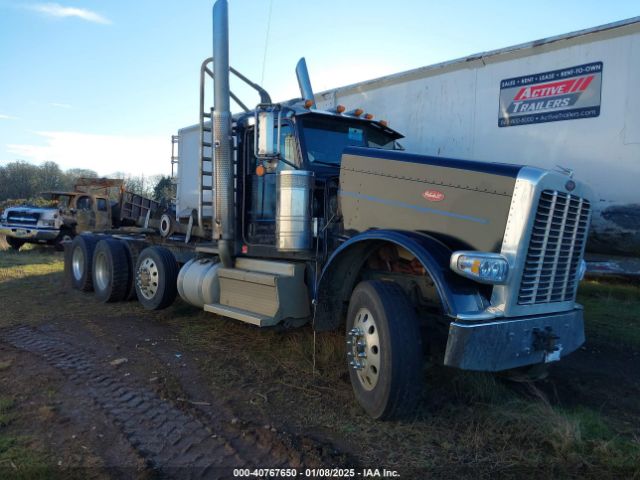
[518,190,591,305]
[7,212,40,226]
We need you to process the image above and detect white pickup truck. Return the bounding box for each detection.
[0,202,69,250]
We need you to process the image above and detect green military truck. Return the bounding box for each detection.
[65,0,593,419]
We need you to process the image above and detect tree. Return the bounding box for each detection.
[152,175,174,205]
[38,161,65,192]
[0,161,40,199]
[0,161,98,202]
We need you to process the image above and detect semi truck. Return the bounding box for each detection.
[311,17,640,272]
[1,178,159,251]
[65,0,593,419]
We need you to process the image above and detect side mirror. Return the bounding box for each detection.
[255,105,281,159]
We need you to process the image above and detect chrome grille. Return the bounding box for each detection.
[518,190,591,305]
[6,211,40,226]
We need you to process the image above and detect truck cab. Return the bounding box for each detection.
[238,108,403,252]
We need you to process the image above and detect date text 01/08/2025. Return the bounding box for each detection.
[232,468,401,478]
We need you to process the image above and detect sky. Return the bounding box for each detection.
[0,0,638,177]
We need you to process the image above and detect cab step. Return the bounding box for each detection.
[204,258,310,327]
[204,303,275,327]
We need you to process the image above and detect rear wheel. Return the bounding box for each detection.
[6,237,25,251]
[92,239,130,302]
[122,240,147,301]
[346,280,424,420]
[69,235,99,291]
[135,246,178,310]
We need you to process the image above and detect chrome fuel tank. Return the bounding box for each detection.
[276,170,315,252]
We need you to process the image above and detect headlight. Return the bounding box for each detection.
[450,251,509,284]
[41,219,56,227]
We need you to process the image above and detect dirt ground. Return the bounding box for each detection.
[0,243,639,479]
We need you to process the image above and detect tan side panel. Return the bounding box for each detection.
[340,154,516,252]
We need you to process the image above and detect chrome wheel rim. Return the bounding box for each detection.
[347,307,381,391]
[94,251,109,292]
[72,246,84,281]
[137,257,159,300]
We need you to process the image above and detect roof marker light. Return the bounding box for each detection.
[379,120,388,127]
[353,108,363,117]
[336,105,346,113]
[304,99,314,109]
[364,113,374,120]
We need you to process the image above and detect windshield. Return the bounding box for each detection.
[299,116,399,166]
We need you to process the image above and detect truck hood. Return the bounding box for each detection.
[5,206,57,214]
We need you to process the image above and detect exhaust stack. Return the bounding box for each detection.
[296,58,315,108]
[212,0,234,267]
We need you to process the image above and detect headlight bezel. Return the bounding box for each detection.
[450,251,510,285]
[40,218,56,227]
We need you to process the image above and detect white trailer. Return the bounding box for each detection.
[314,17,640,261]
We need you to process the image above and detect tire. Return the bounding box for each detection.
[53,229,74,252]
[346,280,424,420]
[69,235,99,291]
[92,239,130,303]
[135,246,178,310]
[122,240,147,301]
[6,237,25,251]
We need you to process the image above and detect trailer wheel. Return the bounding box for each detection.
[346,280,423,420]
[6,237,25,251]
[92,239,130,303]
[69,235,99,291]
[135,246,178,310]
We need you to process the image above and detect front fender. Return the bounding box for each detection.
[313,229,488,331]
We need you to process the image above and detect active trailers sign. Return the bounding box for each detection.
[498,62,602,127]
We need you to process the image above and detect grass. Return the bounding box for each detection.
[0,238,63,285]
[578,279,640,348]
[0,398,15,427]
[0,397,54,479]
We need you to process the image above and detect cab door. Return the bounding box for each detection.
[244,122,299,246]
[94,197,111,230]
[74,195,95,232]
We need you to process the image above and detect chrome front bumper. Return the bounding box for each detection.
[0,225,59,241]
[444,308,585,371]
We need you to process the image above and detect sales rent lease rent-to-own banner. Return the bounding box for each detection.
[498,62,603,127]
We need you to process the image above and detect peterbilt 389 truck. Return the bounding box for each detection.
[65,0,593,419]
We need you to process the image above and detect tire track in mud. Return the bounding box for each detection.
[2,324,347,478]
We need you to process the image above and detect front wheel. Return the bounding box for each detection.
[346,280,424,420]
[135,246,178,310]
[6,237,26,251]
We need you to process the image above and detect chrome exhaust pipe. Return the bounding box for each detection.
[296,57,315,108]
[212,0,234,267]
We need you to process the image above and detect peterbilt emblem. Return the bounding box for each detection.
[565,180,576,191]
[422,190,445,202]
